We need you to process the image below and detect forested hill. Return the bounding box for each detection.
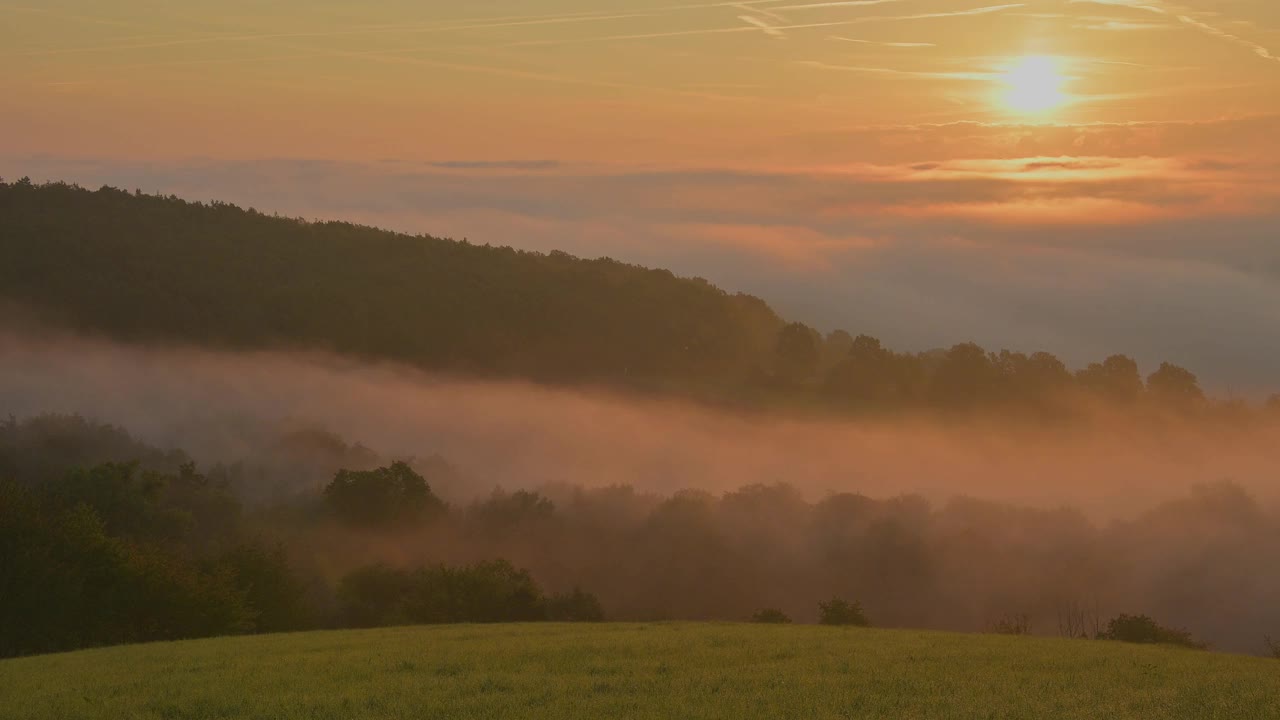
[5,178,1275,416]
[0,179,783,386]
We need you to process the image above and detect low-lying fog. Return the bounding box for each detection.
[4,328,1280,653]
[2,329,1277,517]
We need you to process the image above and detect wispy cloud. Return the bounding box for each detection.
[426,160,562,171]
[798,60,995,79]
[1075,19,1171,31]
[830,35,935,47]
[509,5,1024,47]
[774,0,909,10]
[738,15,788,39]
[732,3,788,22]
[3,11,668,58]
[1070,0,1280,63]
[0,4,138,28]
[1174,12,1280,63]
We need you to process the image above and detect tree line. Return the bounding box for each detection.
[0,454,605,658]
[3,414,1278,658]
[3,179,1275,420]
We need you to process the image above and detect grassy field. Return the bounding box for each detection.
[2,623,1278,719]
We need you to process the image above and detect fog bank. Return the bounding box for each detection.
[3,329,1277,517]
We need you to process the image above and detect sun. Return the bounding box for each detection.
[998,56,1069,114]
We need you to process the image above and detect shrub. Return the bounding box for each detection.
[751,608,792,624]
[1264,635,1280,660]
[818,597,869,627]
[1100,614,1205,649]
[336,559,602,627]
[218,541,310,632]
[990,613,1033,636]
[546,588,605,622]
[335,564,413,628]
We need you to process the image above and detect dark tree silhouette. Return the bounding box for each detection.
[1147,362,1205,406]
[324,462,446,528]
[1076,355,1144,403]
[751,608,792,624]
[818,597,870,626]
[774,322,821,385]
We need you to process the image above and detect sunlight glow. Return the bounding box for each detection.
[998,56,1069,115]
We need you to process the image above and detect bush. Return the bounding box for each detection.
[218,541,310,632]
[336,564,414,628]
[990,613,1033,636]
[1100,614,1205,649]
[818,597,869,627]
[751,608,792,624]
[336,559,603,627]
[406,560,546,623]
[546,588,605,622]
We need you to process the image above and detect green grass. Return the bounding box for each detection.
[2,624,1277,719]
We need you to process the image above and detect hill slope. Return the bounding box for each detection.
[0,180,781,386]
[2,624,1277,719]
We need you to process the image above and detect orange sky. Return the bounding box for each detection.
[5,1,1279,162]
[3,0,1280,388]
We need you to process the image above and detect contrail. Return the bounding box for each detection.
[732,3,789,22]
[775,0,910,10]
[6,1,793,59]
[798,60,996,79]
[1070,0,1279,64]
[1174,13,1279,63]
[510,5,1025,47]
[739,15,788,38]
[830,36,935,47]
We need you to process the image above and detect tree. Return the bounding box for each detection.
[774,322,821,385]
[995,350,1072,410]
[337,559,556,626]
[218,541,309,632]
[1076,355,1144,403]
[335,564,413,627]
[0,479,253,657]
[1146,362,1204,406]
[469,489,556,533]
[927,343,998,410]
[824,334,921,410]
[323,461,446,528]
[820,330,854,372]
[818,596,870,626]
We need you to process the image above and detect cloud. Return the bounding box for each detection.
[829,35,935,47]
[797,60,996,79]
[425,160,562,171]
[737,15,788,39]
[783,114,1280,164]
[1069,0,1280,63]
[774,0,909,9]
